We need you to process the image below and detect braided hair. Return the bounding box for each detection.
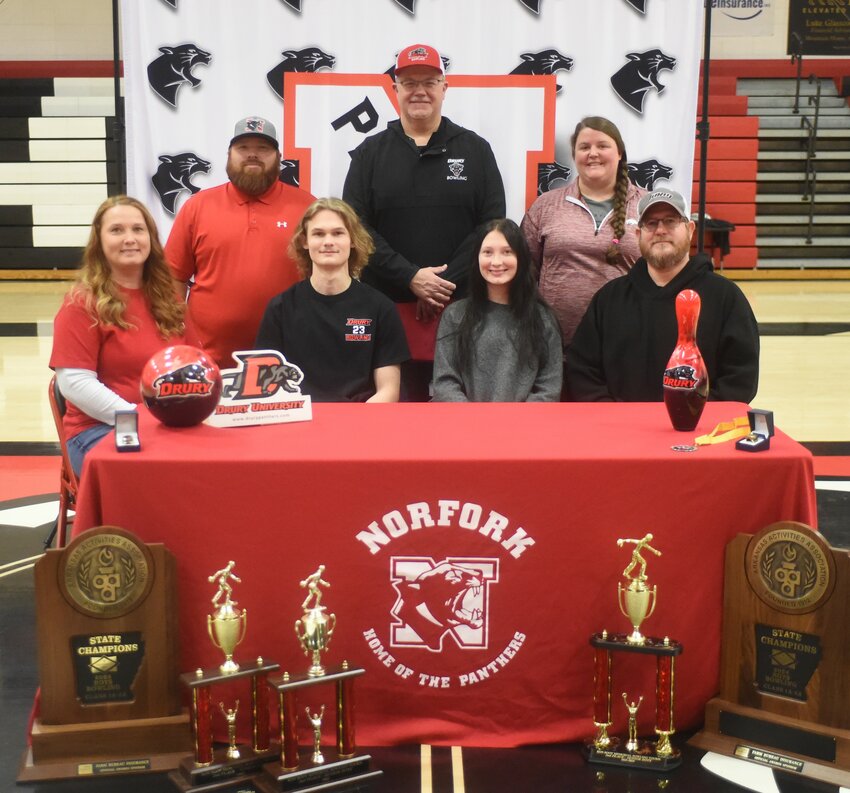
[570,116,630,266]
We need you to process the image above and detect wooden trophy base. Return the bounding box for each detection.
[254,749,381,793]
[690,697,850,788]
[18,710,192,782]
[168,745,280,793]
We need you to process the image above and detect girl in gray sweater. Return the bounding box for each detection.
[432,219,562,402]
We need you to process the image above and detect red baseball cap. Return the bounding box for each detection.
[395,44,444,75]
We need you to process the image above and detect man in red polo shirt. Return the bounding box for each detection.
[166,116,315,368]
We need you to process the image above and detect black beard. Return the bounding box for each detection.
[226,159,279,196]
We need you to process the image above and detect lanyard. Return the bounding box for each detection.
[694,416,751,446]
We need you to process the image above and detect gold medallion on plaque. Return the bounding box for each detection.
[746,521,835,614]
[59,526,154,618]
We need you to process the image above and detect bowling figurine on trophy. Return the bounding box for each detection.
[169,561,280,793]
[255,565,382,792]
[295,565,336,677]
[586,534,683,771]
[208,561,247,674]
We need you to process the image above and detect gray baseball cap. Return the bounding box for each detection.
[637,189,690,224]
[230,116,279,148]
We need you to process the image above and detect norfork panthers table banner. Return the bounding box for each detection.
[121,0,702,234]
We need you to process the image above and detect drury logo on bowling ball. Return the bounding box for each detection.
[153,363,215,398]
[663,364,698,389]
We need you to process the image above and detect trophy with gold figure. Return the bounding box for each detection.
[617,534,659,645]
[585,534,683,771]
[255,565,381,793]
[207,561,247,674]
[294,565,336,677]
[169,561,280,793]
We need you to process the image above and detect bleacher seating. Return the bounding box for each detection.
[2,59,848,275]
[0,73,119,273]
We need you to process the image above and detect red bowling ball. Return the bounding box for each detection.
[140,345,221,427]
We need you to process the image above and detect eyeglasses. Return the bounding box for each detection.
[397,78,444,92]
[639,216,686,232]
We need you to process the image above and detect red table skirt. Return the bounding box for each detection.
[73,402,816,747]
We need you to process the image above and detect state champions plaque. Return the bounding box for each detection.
[20,526,191,782]
[690,522,850,787]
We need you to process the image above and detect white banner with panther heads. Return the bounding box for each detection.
[121,0,702,234]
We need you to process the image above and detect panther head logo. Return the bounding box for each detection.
[151,152,211,214]
[221,352,304,400]
[509,49,573,94]
[390,558,499,651]
[663,365,699,389]
[266,46,336,100]
[153,364,214,398]
[253,362,303,396]
[627,158,673,190]
[279,159,301,188]
[610,49,677,114]
[385,53,451,82]
[537,161,573,196]
[146,43,211,108]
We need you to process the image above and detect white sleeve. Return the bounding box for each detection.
[55,368,137,426]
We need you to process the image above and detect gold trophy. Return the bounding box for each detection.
[622,694,643,753]
[256,565,382,792]
[306,706,325,765]
[207,561,247,674]
[616,534,659,645]
[220,700,240,760]
[586,533,682,771]
[294,565,336,677]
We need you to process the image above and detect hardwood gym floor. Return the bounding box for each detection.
[0,277,848,792]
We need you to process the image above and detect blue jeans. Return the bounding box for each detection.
[67,423,113,477]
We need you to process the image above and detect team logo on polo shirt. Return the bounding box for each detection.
[345,318,372,341]
[447,159,467,181]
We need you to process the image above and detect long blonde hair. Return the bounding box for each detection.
[288,198,375,279]
[71,195,185,337]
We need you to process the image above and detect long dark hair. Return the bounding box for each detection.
[571,116,630,266]
[455,218,554,373]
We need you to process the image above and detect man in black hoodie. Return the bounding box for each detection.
[565,189,759,402]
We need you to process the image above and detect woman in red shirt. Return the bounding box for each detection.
[50,196,196,475]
